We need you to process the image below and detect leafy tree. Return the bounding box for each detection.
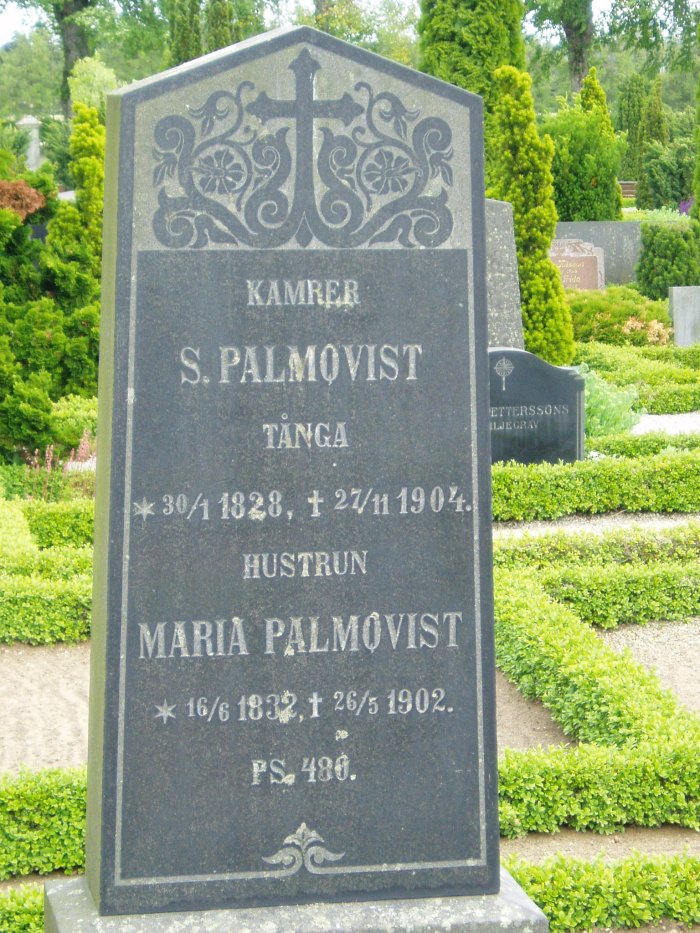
[230,0,264,42]
[0,27,62,119]
[204,0,234,52]
[616,73,647,178]
[68,53,121,119]
[525,0,697,92]
[489,65,574,365]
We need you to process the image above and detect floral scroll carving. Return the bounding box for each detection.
[152,48,454,249]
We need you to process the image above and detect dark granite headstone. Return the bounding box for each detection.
[489,348,585,464]
[44,25,546,932]
[485,199,524,349]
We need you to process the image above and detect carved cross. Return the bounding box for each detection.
[246,48,364,242]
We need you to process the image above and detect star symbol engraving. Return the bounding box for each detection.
[154,700,176,724]
[133,497,155,521]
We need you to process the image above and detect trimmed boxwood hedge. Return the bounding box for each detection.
[21,499,94,549]
[494,521,700,569]
[0,575,92,644]
[492,450,700,521]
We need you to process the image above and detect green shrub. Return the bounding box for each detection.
[541,560,700,627]
[50,394,97,452]
[0,769,86,881]
[574,342,700,414]
[0,544,92,578]
[578,363,640,437]
[566,285,671,346]
[22,499,94,548]
[542,100,623,222]
[588,431,700,457]
[0,885,43,933]
[0,574,92,643]
[508,854,700,932]
[636,220,700,299]
[492,449,700,521]
[494,521,700,569]
[641,137,695,210]
[494,570,700,746]
[0,499,34,553]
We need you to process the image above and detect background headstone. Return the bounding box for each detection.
[550,238,604,290]
[669,287,700,346]
[485,199,524,349]
[555,221,641,285]
[15,115,44,171]
[489,348,585,464]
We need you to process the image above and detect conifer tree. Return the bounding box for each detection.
[617,74,647,179]
[489,66,574,365]
[418,0,524,175]
[580,66,614,137]
[636,78,670,208]
[204,0,234,52]
[171,0,203,66]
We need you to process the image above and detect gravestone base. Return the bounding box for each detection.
[45,871,547,932]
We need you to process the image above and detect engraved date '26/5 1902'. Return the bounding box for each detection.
[151,48,454,249]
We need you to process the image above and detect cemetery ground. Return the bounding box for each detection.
[1,373,700,930]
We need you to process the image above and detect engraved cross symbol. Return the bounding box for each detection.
[246,48,364,244]
[494,357,514,391]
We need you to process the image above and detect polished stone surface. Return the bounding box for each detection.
[45,871,548,931]
[489,348,585,464]
[90,24,500,916]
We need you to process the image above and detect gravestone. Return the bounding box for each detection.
[489,349,585,464]
[555,221,641,285]
[485,199,524,349]
[16,114,44,170]
[45,26,547,931]
[550,238,604,290]
[669,287,700,347]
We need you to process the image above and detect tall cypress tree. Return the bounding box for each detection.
[636,78,670,208]
[418,0,524,175]
[171,0,203,66]
[580,66,614,137]
[231,0,264,42]
[489,66,574,365]
[204,0,234,52]
[617,74,647,179]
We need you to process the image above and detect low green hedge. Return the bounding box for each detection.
[494,570,700,747]
[541,560,700,627]
[492,450,700,521]
[0,769,86,881]
[499,741,700,836]
[0,501,34,555]
[0,575,92,644]
[494,521,700,569]
[509,854,700,932]
[574,342,700,414]
[0,546,92,579]
[0,885,43,933]
[588,431,700,457]
[22,499,94,549]
[1,853,697,933]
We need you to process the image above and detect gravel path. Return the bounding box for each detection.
[632,412,700,435]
